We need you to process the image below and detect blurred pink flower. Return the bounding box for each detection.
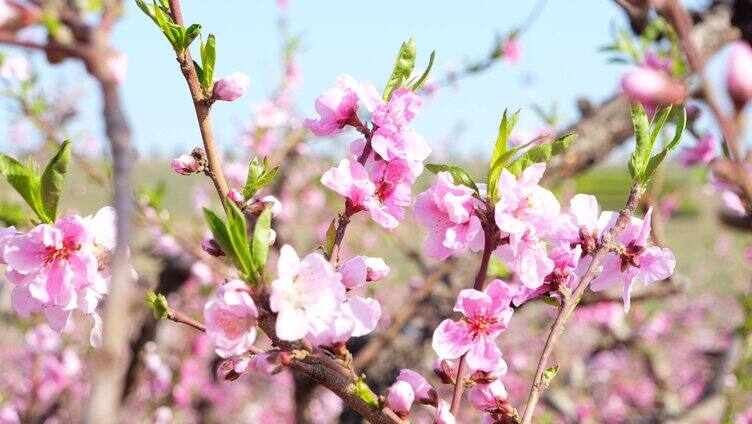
[204,279,259,358]
[726,41,752,110]
[502,38,522,64]
[385,380,414,419]
[679,133,716,167]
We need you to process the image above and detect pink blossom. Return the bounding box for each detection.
[434,400,455,424]
[495,229,554,289]
[305,74,380,136]
[722,190,747,216]
[726,41,752,110]
[513,245,581,306]
[227,188,244,205]
[171,153,202,175]
[201,238,224,257]
[107,51,128,84]
[0,56,30,82]
[203,279,259,358]
[502,38,522,64]
[396,369,435,404]
[591,208,676,312]
[269,245,345,341]
[213,72,250,101]
[338,255,389,289]
[494,163,560,243]
[621,66,686,111]
[467,379,508,412]
[415,171,482,260]
[679,134,716,167]
[370,88,431,162]
[307,295,381,347]
[3,215,107,335]
[321,158,414,231]
[385,380,414,419]
[432,279,514,371]
[644,51,671,72]
[552,194,607,258]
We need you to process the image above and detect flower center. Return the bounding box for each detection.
[619,242,645,272]
[466,315,498,340]
[44,240,80,265]
[216,309,254,339]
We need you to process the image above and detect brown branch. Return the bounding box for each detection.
[520,182,644,423]
[543,2,739,185]
[166,0,229,200]
[657,0,752,206]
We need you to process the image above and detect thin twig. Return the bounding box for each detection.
[520,182,644,423]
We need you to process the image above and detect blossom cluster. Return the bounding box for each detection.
[312,74,431,231]
[0,207,117,346]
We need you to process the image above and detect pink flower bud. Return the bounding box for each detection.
[502,38,521,65]
[213,72,250,101]
[467,380,508,412]
[107,51,128,85]
[171,154,202,175]
[227,189,244,205]
[434,400,455,424]
[385,380,414,419]
[364,257,390,282]
[201,238,224,257]
[621,67,686,111]
[726,41,752,111]
[396,369,435,404]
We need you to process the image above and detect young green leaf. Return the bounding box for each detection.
[249,206,272,283]
[487,109,521,201]
[146,290,169,319]
[224,199,254,277]
[425,164,478,193]
[628,103,651,180]
[351,379,380,409]
[506,133,577,177]
[203,208,236,264]
[0,153,47,222]
[323,218,337,260]
[382,37,417,101]
[542,364,560,387]
[40,140,71,222]
[201,34,217,89]
[642,106,687,183]
[183,24,202,49]
[410,50,436,91]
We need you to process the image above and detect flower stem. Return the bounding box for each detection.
[449,214,495,415]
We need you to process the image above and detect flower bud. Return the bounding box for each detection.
[433,359,457,384]
[621,67,686,111]
[364,257,390,282]
[385,380,414,419]
[213,72,250,101]
[227,189,244,205]
[171,149,205,175]
[726,41,752,111]
[434,400,455,424]
[201,238,224,257]
[467,380,508,412]
[396,369,435,405]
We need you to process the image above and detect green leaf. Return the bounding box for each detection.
[250,206,272,283]
[201,34,216,89]
[0,201,27,227]
[382,37,416,101]
[224,199,254,277]
[203,208,235,264]
[351,379,380,409]
[487,109,521,200]
[40,140,71,222]
[542,365,560,387]
[193,60,205,85]
[146,290,169,319]
[323,218,336,261]
[183,24,201,49]
[410,50,436,91]
[643,106,686,183]
[243,157,278,200]
[628,103,651,180]
[425,164,478,193]
[506,133,577,177]
[0,153,47,222]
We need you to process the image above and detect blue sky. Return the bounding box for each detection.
[2,0,727,157]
